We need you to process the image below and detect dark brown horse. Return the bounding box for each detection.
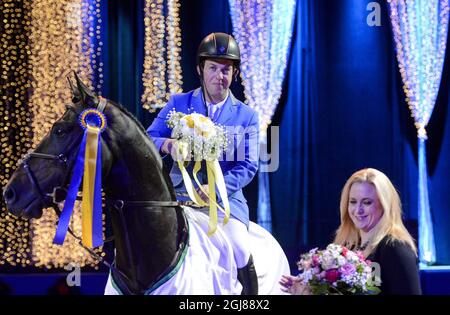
[3,74,188,294]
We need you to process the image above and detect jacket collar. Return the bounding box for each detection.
[191,88,238,124]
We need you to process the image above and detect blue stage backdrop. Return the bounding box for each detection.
[99,0,450,266]
[271,0,450,266]
[2,0,450,296]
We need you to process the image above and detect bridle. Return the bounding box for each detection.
[20,97,189,294]
[23,152,71,209]
[20,98,113,265]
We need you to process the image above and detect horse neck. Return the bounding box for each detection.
[103,106,180,294]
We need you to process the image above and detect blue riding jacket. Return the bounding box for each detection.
[146,88,259,227]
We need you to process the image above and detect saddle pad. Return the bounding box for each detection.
[104,207,242,295]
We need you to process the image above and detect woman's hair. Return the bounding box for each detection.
[334,168,417,255]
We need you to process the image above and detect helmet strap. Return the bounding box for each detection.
[233,68,239,82]
[199,70,214,110]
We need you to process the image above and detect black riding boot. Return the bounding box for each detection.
[237,255,258,295]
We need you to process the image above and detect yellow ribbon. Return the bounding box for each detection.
[177,160,208,207]
[178,158,230,236]
[81,125,100,247]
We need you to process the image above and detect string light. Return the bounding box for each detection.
[0,0,33,267]
[28,0,105,268]
[228,0,296,233]
[84,0,103,93]
[228,0,296,135]
[0,0,104,269]
[388,0,449,265]
[388,0,449,138]
[141,0,183,112]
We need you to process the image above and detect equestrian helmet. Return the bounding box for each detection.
[197,32,240,68]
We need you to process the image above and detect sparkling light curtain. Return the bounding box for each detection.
[228,0,296,232]
[0,0,34,268]
[388,0,449,264]
[0,0,104,268]
[29,0,104,268]
[141,0,183,113]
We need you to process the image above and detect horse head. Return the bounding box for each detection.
[3,73,114,219]
[2,73,183,294]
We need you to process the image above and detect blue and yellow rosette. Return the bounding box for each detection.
[53,107,107,248]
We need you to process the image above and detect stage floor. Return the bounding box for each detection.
[419,265,450,295]
[1,267,449,295]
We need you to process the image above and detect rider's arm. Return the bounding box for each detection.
[147,96,176,155]
[222,111,259,196]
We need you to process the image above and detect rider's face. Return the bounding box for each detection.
[198,59,234,103]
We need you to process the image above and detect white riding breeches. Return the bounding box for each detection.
[195,207,250,268]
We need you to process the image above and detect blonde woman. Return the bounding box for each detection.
[281,168,421,295]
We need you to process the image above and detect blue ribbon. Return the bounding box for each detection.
[91,137,103,247]
[53,132,87,245]
[54,108,106,248]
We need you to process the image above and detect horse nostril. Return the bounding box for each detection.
[3,187,16,204]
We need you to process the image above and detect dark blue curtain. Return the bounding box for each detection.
[270,0,317,262]
[100,0,149,124]
[271,0,450,265]
[427,31,450,265]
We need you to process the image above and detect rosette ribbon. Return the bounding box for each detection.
[53,108,106,248]
[177,156,230,236]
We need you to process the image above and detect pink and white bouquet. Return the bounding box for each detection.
[295,244,380,295]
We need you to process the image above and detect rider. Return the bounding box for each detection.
[147,32,259,295]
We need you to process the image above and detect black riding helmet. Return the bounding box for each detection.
[197,32,241,69]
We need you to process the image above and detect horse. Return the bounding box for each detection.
[3,74,290,295]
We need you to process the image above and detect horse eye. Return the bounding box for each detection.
[52,123,72,137]
[53,128,65,137]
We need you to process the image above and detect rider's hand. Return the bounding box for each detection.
[161,138,175,155]
[162,139,189,161]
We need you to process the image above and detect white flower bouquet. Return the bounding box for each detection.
[165,110,230,235]
[166,111,227,161]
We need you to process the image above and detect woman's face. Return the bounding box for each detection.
[348,182,384,233]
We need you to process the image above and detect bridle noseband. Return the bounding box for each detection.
[23,152,70,209]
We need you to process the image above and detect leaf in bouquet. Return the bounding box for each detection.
[334,281,353,295]
[366,285,381,295]
[166,111,185,129]
[310,281,330,295]
[328,286,345,295]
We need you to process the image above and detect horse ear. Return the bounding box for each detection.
[73,71,98,108]
[67,76,82,104]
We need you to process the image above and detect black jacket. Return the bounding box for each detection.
[367,236,422,295]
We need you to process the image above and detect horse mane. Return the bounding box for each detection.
[107,100,150,138]
[106,99,176,200]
